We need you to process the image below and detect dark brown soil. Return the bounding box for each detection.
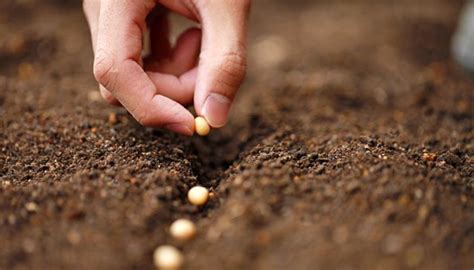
[1,0,473,269]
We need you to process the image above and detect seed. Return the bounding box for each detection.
[153,245,184,269]
[194,117,210,136]
[187,186,209,206]
[170,219,196,241]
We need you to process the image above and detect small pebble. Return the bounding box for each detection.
[422,152,437,161]
[194,117,210,136]
[25,202,38,212]
[128,177,139,185]
[153,245,184,269]
[417,205,430,222]
[209,192,216,199]
[108,112,117,125]
[345,180,361,193]
[18,62,35,80]
[66,230,81,245]
[187,186,209,206]
[170,219,197,241]
[5,34,27,55]
[88,91,102,102]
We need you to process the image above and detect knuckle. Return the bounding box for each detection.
[93,52,116,90]
[217,50,247,87]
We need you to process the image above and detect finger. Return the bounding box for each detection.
[145,28,201,105]
[170,27,201,74]
[147,67,197,105]
[146,28,201,76]
[193,1,251,128]
[82,0,100,51]
[94,0,194,135]
[155,0,199,21]
[83,0,120,105]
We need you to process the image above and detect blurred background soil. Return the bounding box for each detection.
[0,0,473,269]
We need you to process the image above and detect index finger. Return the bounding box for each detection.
[94,0,194,135]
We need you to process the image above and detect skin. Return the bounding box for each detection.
[83,0,251,136]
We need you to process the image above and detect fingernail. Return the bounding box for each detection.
[201,93,231,128]
[164,124,194,136]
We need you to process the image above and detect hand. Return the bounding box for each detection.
[83,0,251,135]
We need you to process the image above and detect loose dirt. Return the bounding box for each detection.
[0,0,473,269]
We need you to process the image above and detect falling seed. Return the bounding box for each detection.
[194,117,210,136]
[187,186,209,206]
[153,245,184,270]
[170,219,197,241]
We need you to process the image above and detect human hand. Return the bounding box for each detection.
[83,0,251,135]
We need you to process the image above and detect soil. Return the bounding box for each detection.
[0,0,473,269]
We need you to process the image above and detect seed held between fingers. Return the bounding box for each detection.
[170,219,197,241]
[187,186,209,206]
[194,116,210,136]
[153,245,184,269]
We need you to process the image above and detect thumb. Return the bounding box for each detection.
[193,1,251,128]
